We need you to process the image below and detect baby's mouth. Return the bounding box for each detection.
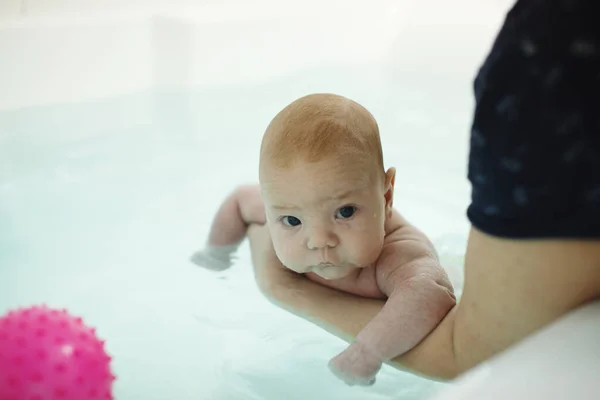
[317,262,336,268]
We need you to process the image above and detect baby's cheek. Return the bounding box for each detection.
[280,257,309,274]
[272,241,303,272]
[287,264,309,274]
[269,230,287,256]
[351,236,384,266]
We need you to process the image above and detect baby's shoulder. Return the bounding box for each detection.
[375,210,440,283]
[382,209,432,247]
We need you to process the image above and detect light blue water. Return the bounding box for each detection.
[0,66,469,399]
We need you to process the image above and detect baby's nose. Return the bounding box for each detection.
[307,227,338,250]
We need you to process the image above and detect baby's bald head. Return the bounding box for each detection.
[259,93,384,180]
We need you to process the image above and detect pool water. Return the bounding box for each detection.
[0,66,469,399]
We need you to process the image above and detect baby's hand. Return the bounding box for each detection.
[190,244,239,271]
[328,341,382,386]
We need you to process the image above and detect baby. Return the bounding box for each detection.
[191,93,456,386]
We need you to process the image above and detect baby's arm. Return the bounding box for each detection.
[329,216,456,385]
[191,184,265,270]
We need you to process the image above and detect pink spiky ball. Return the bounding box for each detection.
[0,305,115,400]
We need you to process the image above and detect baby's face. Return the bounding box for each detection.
[261,157,391,280]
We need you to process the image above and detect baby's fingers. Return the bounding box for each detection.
[190,246,236,271]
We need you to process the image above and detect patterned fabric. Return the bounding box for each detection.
[466,0,600,238]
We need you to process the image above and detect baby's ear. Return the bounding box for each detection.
[383,167,396,213]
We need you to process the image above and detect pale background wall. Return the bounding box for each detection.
[0,0,514,110]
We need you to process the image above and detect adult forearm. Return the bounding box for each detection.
[268,276,460,380]
[248,223,460,380]
[354,274,456,365]
[268,276,386,342]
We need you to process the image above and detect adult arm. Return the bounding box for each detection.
[249,223,600,380]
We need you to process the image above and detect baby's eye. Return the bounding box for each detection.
[281,216,301,227]
[336,206,356,219]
